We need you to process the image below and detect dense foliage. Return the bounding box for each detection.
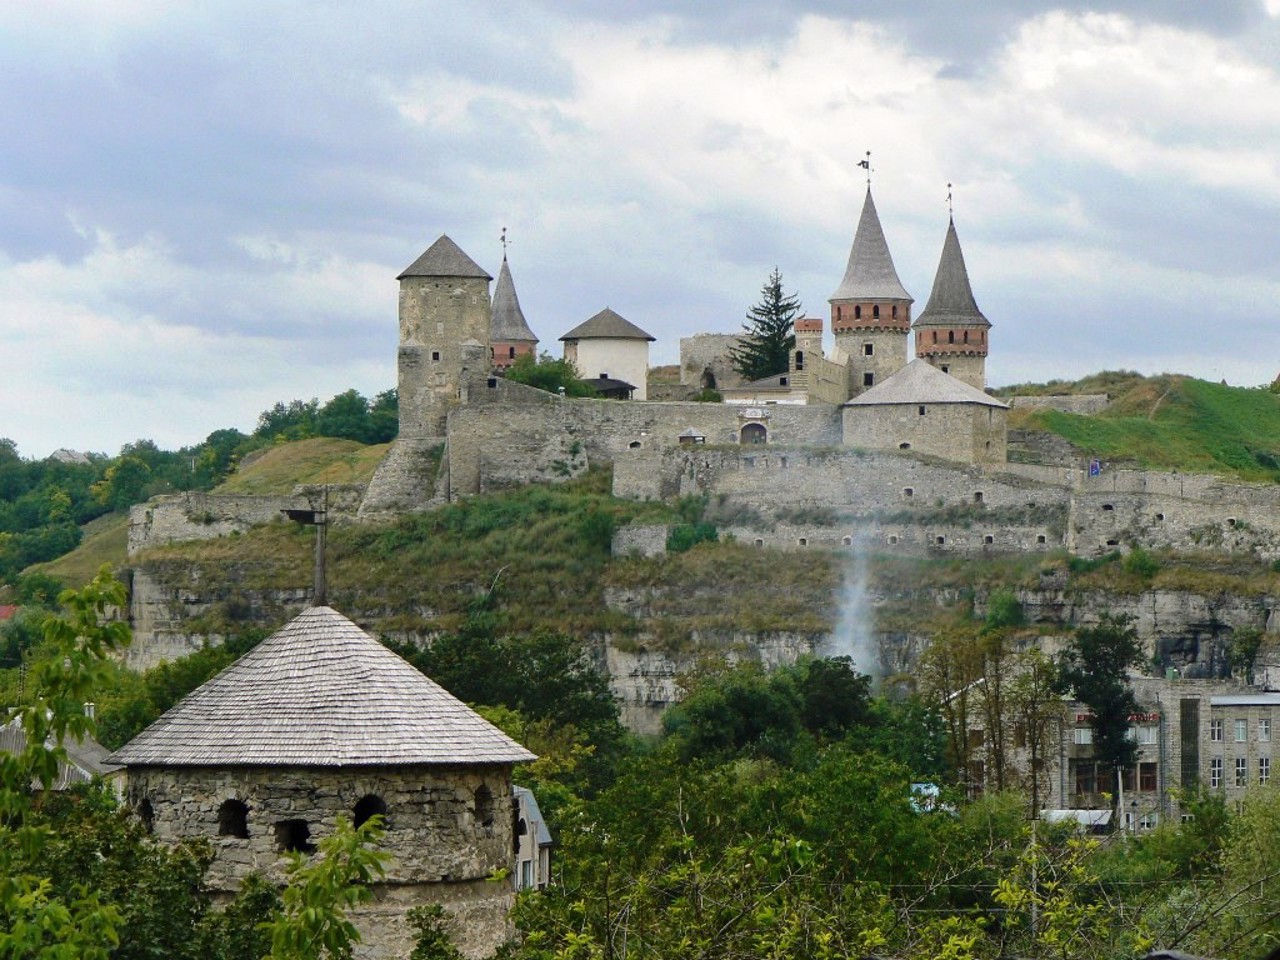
[730,267,800,382]
[504,352,602,398]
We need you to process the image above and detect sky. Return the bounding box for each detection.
[4,1,1280,458]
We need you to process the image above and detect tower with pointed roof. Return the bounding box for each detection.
[829,188,914,397]
[913,217,991,389]
[560,307,655,401]
[397,235,493,439]
[490,253,539,372]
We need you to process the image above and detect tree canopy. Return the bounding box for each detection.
[729,267,801,382]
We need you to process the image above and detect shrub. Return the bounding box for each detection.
[667,522,718,553]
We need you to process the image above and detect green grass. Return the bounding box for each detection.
[1014,375,1280,481]
[215,437,391,494]
[28,512,130,588]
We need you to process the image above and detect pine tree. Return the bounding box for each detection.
[730,268,801,382]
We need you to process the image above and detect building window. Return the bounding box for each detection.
[1236,757,1248,787]
[948,330,955,343]
[431,351,441,362]
[1073,726,1093,745]
[474,785,495,835]
[918,405,926,416]
[932,331,938,344]
[795,350,804,370]
[941,364,950,373]
[963,330,969,343]
[974,491,984,503]
[1210,757,1223,789]
[855,305,862,319]
[137,798,155,834]
[754,538,764,547]
[903,487,914,498]
[275,819,315,854]
[892,305,898,319]
[1261,718,1271,742]
[984,535,994,545]
[1235,719,1248,742]
[1139,762,1157,792]
[1074,761,1096,795]
[887,535,899,544]
[1135,725,1158,746]
[842,535,852,546]
[1037,535,1048,544]
[218,799,250,839]
[1262,757,1271,786]
[873,305,880,319]
[797,538,808,546]
[1210,719,1224,742]
[935,536,945,545]
[353,794,387,830]
[863,343,874,356]
[863,372,875,387]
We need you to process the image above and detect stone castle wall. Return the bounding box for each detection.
[1009,394,1111,415]
[680,333,746,389]
[128,763,517,958]
[843,402,1007,464]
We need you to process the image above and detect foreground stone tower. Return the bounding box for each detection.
[397,236,493,439]
[109,606,535,959]
[490,253,538,372]
[829,188,914,396]
[913,217,991,389]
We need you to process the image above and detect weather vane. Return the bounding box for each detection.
[947,183,954,217]
[857,150,872,185]
[500,225,510,260]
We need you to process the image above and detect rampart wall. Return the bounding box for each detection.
[680,333,746,389]
[1008,394,1111,415]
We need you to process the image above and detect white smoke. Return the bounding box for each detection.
[824,535,880,680]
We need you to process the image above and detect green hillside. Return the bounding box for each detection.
[1006,373,1280,481]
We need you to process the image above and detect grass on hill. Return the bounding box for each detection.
[215,437,391,495]
[28,513,130,589]
[1009,374,1280,481]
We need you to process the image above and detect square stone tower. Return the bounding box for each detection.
[397,235,493,439]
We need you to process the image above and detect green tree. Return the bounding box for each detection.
[505,352,600,398]
[730,267,801,382]
[266,815,389,960]
[1056,613,1144,807]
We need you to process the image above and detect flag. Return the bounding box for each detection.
[857,159,870,169]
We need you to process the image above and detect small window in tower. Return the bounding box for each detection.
[474,785,495,835]
[842,535,852,546]
[899,442,911,449]
[509,346,516,358]
[431,351,441,362]
[888,534,899,545]
[863,343,873,356]
[836,305,842,322]
[353,794,388,830]
[963,330,969,343]
[487,377,497,388]
[873,305,880,319]
[137,798,154,834]
[795,350,804,370]
[974,491,984,503]
[218,799,250,839]
[936,536,946,545]
[1106,539,1120,547]
[855,305,862,319]
[863,372,874,387]
[755,538,764,547]
[984,535,994,545]
[892,305,898,318]
[779,376,788,386]
[1102,504,1114,511]
[1155,513,1165,521]
[948,331,955,344]
[903,487,914,498]
[798,538,808,546]
[918,405,926,416]
[932,331,938,344]
[941,365,950,374]
[275,819,315,854]
[1037,535,1047,544]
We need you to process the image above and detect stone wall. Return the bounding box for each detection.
[611,524,670,558]
[1069,468,1280,559]
[127,763,517,959]
[1009,394,1111,415]
[842,402,1007,465]
[680,333,745,389]
[128,486,366,556]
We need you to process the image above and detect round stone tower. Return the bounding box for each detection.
[396,235,493,439]
[912,217,991,390]
[829,188,914,396]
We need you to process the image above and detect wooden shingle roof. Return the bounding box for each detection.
[844,359,1007,408]
[107,607,535,768]
[397,235,492,281]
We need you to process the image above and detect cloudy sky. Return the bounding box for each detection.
[4,1,1280,458]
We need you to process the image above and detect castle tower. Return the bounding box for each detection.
[789,316,824,388]
[396,235,493,439]
[912,217,991,389]
[490,253,538,372]
[829,188,914,396]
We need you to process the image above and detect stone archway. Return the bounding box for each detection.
[740,423,768,445]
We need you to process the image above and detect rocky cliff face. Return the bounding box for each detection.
[128,557,1275,730]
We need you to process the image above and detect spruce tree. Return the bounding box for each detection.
[730,268,801,382]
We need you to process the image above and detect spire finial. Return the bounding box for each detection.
[500,225,510,261]
[947,183,954,220]
[857,150,873,186]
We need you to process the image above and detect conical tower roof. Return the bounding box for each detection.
[830,188,913,303]
[560,307,655,341]
[913,219,990,329]
[398,235,492,281]
[107,607,535,767]
[491,257,538,343]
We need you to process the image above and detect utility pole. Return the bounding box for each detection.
[283,487,329,607]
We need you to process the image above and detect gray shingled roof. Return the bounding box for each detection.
[398,235,492,281]
[560,308,655,342]
[491,258,538,343]
[107,607,535,768]
[829,188,913,303]
[0,718,122,788]
[913,219,991,329]
[844,359,1007,408]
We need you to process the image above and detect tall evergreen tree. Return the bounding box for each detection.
[730,268,801,382]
